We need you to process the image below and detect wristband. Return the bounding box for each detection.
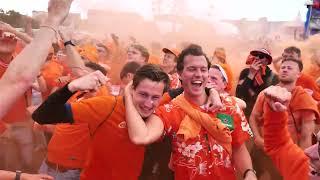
[15,170,22,180]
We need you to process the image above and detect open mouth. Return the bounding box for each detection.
[191,80,203,87]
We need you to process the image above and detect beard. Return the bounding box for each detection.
[279,78,294,85]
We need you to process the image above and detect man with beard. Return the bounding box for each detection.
[273,46,320,105]
[249,57,319,179]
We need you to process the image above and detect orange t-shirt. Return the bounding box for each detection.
[47,123,91,168]
[155,94,250,180]
[70,96,145,180]
[251,86,319,142]
[0,65,31,123]
[296,73,320,102]
[47,88,109,168]
[263,105,309,180]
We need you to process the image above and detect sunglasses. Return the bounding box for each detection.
[255,54,265,59]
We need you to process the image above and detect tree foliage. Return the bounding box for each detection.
[0,9,39,28]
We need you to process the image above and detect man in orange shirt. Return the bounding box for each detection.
[139,47,180,180]
[32,64,170,180]
[161,47,181,89]
[273,46,320,104]
[250,57,319,179]
[108,43,149,87]
[261,85,310,180]
[125,44,256,180]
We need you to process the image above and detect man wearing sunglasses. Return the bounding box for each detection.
[236,48,279,119]
[236,48,279,179]
[273,46,320,109]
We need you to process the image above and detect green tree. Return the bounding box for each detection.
[0,9,39,29]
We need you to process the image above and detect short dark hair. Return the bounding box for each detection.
[85,61,107,75]
[176,44,211,72]
[281,58,303,72]
[132,64,170,93]
[120,61,141,80]
[130,44,150,62]
[284,46,301,58]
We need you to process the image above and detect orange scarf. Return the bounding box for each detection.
[172,95,232,154]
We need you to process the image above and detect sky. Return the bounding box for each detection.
[1,0,308,21]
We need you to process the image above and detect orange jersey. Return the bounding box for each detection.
[263,105,309,180]
[251,86,319,142]
[47,123,91,168]
[296,73,320,102]
[47,88,109,169]
[70,96,145,180]
[155,94,250,180]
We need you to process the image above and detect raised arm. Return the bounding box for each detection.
[124,83,164,145]
[0,0,73,119]
[59,28,86,77]
[32,70,107,124]
[263,86,309,180]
